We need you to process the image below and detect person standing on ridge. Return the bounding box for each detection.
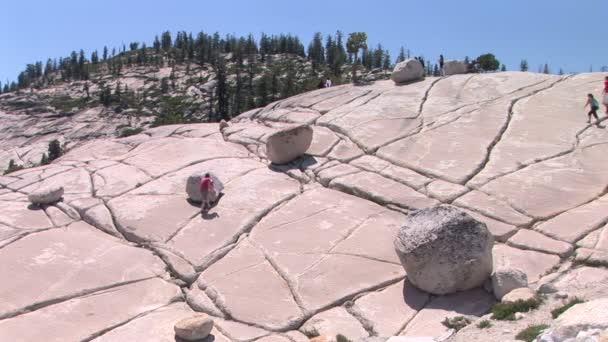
[602,76,608,114]
[200,173,214,212]
[584,93,601,125]
[439,55,444,69]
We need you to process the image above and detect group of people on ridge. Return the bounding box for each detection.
[584,76,608,125]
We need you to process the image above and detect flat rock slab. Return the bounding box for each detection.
[0,200,54,230]
[301,307,368,341]
[354,280,429,336]
[329,171,439,210]
[492,244,560,283]
[92,302,203,342]
[400,288,494,338]
[0,221,166,318]
[196,239,303,331]
[168,167,300,266]
[0,278,180,342]
[535,194,608,243]
[507,229,573,257]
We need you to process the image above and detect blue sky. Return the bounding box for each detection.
[1,0,607,84]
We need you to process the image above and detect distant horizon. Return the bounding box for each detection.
[2,0,607,84]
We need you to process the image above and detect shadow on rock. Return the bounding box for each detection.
[175,334,216,342]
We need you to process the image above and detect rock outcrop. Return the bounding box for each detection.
[538,299,608,341]
[391,59,425,84]
[265,124,313,164]
[394,205,494,295]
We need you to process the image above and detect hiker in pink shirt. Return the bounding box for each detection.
[199,173,214,211]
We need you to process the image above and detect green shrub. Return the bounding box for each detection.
[118,127,144,138]
[551,298,584,319]
[476,320,492,329]
[3,159,24,175]
[336,334,352,342]
[442,316,471,331]
[515,324,549,342]
[491,297,542,320]
[301,327,320,338]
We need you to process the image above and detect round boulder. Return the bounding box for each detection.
[28,186,64,205]
[394,205,494,295]
[492,267,528,300]
[391,58,425,84]
[185,171,224,203]
[174,314,214,341]
[265,124,313,164]
[442,60,468,76]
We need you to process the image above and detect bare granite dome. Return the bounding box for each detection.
[1,72,608,341]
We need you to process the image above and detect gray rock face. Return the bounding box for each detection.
[394,205,494,295]
[538,298,608,342]
[265,124,313,164]
[391,59,425,84]
[174,314,214,341]
[186,171,224,203]
[442,60,468,76]
[28,186,64,204]
[492,267,528,300]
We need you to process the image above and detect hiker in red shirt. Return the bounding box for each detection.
[199,173,214,211]
[602,76,608,114]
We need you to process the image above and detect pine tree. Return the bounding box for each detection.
[559,68,564,75]
[382,50,391,71]
[215,56,229,121]
[346,32,368,83]
[520,59,528,72]
[501,64,507,72]
[47,139,62,161]
[307,32,325,70]
[543,63,550,74]
[161,31,172,51]
[397,47,406,63]
[103,46,108,61]
[153,36,161,52]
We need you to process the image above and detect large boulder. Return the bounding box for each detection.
[492,267,528,300]
[391,59,425,84]
[174,314,214,341]
[442,60,468,76]
[265,124,313,164]
[28,185,64,205]
[538,299,608,342]
[185,171,224,203]
[394,205,494,295]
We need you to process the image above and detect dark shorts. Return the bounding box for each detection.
[201,188,209,201]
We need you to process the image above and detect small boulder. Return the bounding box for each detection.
[185,171,224,203]
[391,59,425,84]
[492,267,528,300]
[501,288,536,303]
[394,205,494,295]
[265,124,313,164]
[442,60,468,76]
[174,314,214,341]
[28,186,64,205]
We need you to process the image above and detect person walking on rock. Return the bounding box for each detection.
[584,93,601,125]
[602,76,608,114]
[325,78,332,88]
[200,173,214,212]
